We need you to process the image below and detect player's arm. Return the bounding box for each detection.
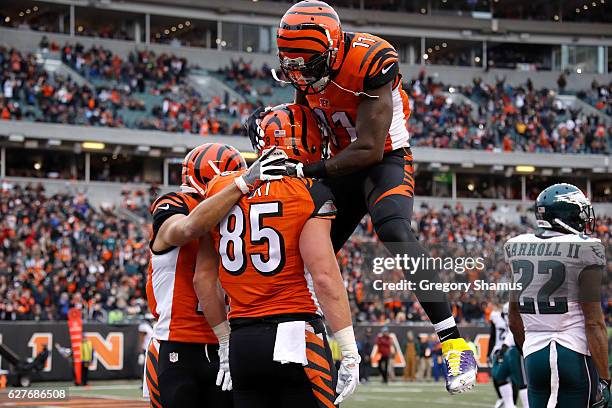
[579,264,610,382]
[299,216,359,404]
[487,322,496,357]
[303,82,393,178]
[507,301,525,351]
[193,233,227,328]
[193,233,233,391]
[153,184,242,252]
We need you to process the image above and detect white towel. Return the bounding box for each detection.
[272,321,308,366]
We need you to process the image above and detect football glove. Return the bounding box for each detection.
[592,378,611,408]
[286,162,305,178]
[335,353,361,405]
[244,106,272,151]
[216,339,232,391]
[234,146,287,193]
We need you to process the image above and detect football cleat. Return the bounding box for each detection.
[441,338,478,395]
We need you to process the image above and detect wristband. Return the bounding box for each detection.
[334,326,358,357]
[234,176,250,194]
[303,161,327,179]
[212,320,231,344]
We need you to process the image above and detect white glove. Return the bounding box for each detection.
[286,162,305,178]
[216,339,232,391]
[213,321,232,391]
[333,326,360,405]
[334,353,360,405]
[234,146,288,193]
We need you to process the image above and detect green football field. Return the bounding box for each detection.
[4,379,499,407]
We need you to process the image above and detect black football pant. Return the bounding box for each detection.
[229,314,337,408]
[157,341,233,408]
[323,147,453,324]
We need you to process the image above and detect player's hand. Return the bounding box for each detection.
[216,339,232,391]
[592,378,610,408]
[244,106,272,150]
[334,353,360,405]
[286,162,305,178]
[235,146,287,193]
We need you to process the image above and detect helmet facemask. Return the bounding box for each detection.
[278,25,337,95]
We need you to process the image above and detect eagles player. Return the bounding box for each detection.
[489,304,514,408]
[506,183,610,408]
[491,304,530,408]
[247,0,477,394]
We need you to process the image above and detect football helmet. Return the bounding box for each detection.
[181,143,246,196]
[277,1,345,94]
[253,104,327,165]
[535,183,595,234]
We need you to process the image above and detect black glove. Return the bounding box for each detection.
[592,378,611,408]
[244,106,270,151]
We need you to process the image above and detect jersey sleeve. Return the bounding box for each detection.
[150,193,190,237]
[205,172,242,199]
[579,240,606,267]
[305,179,337,219]
[362,41,399,91]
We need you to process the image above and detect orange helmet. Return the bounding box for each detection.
[257,104,327,165]
[277,1,344,94]
[181,143,246,195]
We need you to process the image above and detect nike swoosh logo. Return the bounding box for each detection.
[382,63,394,75]
[157,204,170,210]
[439,333,453,342]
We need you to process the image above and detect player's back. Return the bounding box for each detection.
[147,192,217,343]
[305,31,410,155]
[504,232,605,356]
[206,173,335,320]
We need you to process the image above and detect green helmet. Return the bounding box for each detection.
[535,183,595,234]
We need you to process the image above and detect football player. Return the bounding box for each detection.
[246,0,477,394]
[491,304,529,408]
[144,143,286,408]
[506,183,610,408]
[194,104,360,408]
[488,304,513,408]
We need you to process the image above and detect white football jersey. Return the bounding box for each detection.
[489,310,508,354]
[504,231,606,357]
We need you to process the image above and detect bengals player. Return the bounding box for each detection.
[246,0,478,394]
[144,143,286,408]
[194,104,360,408]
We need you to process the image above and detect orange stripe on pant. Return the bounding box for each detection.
[146,342,161,408]
[304,331,336,408]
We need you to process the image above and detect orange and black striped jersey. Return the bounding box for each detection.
[305,32,411,155]
[206,172,336,319]
[146,192,217,344]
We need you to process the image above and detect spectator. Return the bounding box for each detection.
[417,335,433,381]
[357,327,374,383]
[402,331,419,382]
[376,327,394,384]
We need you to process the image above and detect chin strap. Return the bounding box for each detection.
[553,218,581,235]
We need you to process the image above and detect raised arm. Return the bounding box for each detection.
[303,82,393,178]
[153,185,242,252]
[508,301,525,351]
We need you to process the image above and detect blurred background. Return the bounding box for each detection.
[0,0,610,400]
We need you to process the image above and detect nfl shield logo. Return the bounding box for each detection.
[319,98,329,108]
[169,352,179,363]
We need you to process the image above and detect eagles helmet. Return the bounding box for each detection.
[535,183,595,234]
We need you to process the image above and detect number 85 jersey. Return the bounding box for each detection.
[205,173,337,319]
[304,32,411,155]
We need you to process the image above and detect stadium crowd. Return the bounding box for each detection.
[1,41,610,153]
[1,183,610,327]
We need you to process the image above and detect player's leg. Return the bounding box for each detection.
[157,341,201,408]
[492,352,515,408]
[556,343,599,408]
[323,172,368,253]
[524,344,552,408]
[144,339,162,408]
[506,347,529,407]
[197,343,234,407]
[364,148,477,393]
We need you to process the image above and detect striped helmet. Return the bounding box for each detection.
[258,104,327,165]
[277,1,344,94]
[180,143,246,195]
